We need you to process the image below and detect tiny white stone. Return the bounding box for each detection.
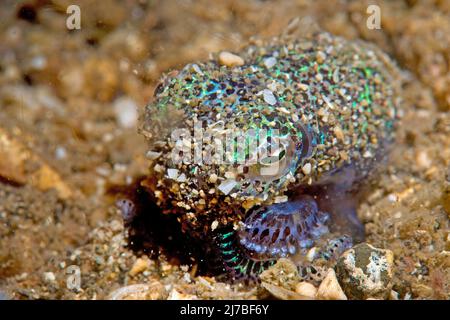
[295,282,317,298]
[263,89,277,105]
[167,289,187,300]
[363,150,373,158]
[55,146,67,159]
[43,272,56,283]
[298,83,309,91]
[393,211,402,219]
[224,171,236,179]
[302,163,312,175]
[416,150,432,169]
[167,168,179,179]
[387,194,397,203]
[306,247,318,262]
[277,107,290,114]
[316,268,347,300]
[183,272,191,283]
[218,179,237,195]
[264,57,277,68]
[31,56,47,70]
[208,174,218,184]
[113,97,138,128]
[218,51,244,67]
[322,95,334,109]
[211,220,219,231]
[176,173,187,182]
[274,195,288,203]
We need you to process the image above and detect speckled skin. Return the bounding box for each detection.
[139,32,401,282]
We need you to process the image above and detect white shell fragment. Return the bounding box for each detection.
[218,179,237,195]
[167,168,179,180]
[264,57,277,68]
[263,89,277,105]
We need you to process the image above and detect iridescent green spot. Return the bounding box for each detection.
[226,256,239,263]
[219,241,232,249]
[364,67,373,77]
[221,232,234,240]
[299,66,309,72]
[222,250,235,256]
[361,122,368,133]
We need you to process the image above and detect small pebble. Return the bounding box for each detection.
[113,97,138,128]
[264,57,277,68]
[316,268,347,300]
[333,126,345,142]
[298,83,309,91]
[387,194,398,203]
[218,51,244,67]
[274,195,288,203]
[129,257,150,276]
[167,289,198,300]
[416,150,432,169]
[55,146,67,159]
[306,247,318,262]
[335,243,394,299]
[302,163,312,175]
[208,173,218,184]
[167,168,179,180]
[43,272,56,284]
[316,51,326,64]
[295,282,317,298]
[262,89,277,105]
[218,179,237,195]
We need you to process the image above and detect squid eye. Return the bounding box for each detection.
[242,122,313,182]
[228,121,315,197]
